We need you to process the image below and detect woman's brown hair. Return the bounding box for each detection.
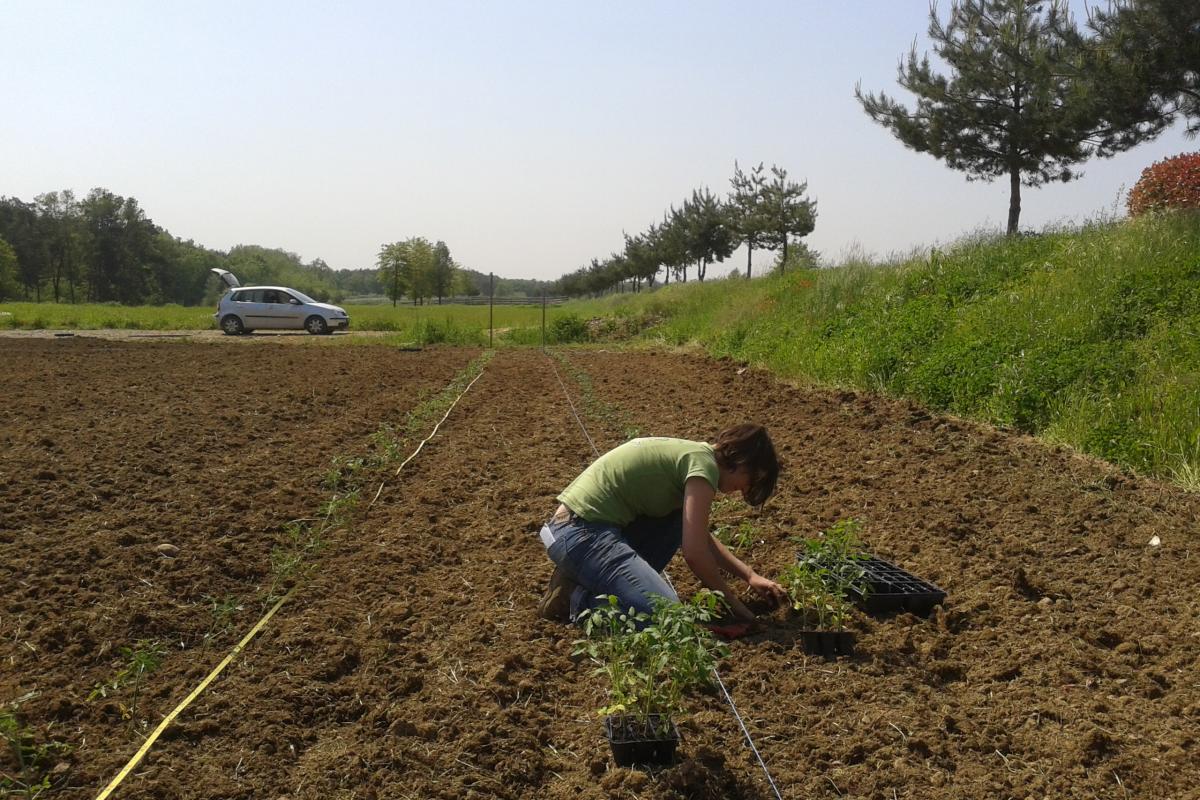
[712,423,781,506]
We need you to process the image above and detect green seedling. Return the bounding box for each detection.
[318,490,360,531]
[266,521,327,601]
[793,518,868,561]
[1,705,70,798]
[202,595,243,644]
[710,496,741,520]
[88,640,166,729]
[778,561,855,631]
[714,520,757,553]
[791,518,872,600]
[321,455,365,491]
[368,423,404,464]
[573,592,729,730]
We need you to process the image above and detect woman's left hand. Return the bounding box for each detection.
[747,572,788,608]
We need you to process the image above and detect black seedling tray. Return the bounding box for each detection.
[798,630,855,660]
[604,715,680,767]
[852,556,946,616]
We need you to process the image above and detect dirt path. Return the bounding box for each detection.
[3,344,1197,799]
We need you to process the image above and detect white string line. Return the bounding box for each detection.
[546,351,784,800]
[548,354,600,459]
[368,366,488,508]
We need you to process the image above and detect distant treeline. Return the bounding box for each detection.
[559,162,817,298]
[0,189,555,306]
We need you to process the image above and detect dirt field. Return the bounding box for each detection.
[2,340,1198,799]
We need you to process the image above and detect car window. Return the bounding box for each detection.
[236,290,262,303]
[290,290,316,304]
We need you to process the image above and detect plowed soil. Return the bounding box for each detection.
[2,342,1198,800]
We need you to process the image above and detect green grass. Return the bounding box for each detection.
[0,300,573,341]
[579,212,1200,487]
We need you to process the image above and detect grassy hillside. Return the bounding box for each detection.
[569,213,1200,488]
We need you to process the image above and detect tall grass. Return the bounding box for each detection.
[585,213,1200,486]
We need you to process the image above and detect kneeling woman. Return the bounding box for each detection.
[537,423,787,624]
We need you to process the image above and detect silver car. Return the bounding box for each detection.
[211,269,350,335]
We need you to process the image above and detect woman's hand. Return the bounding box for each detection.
[747,572,788,608]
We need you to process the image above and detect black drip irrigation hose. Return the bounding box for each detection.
[545,352,785,800]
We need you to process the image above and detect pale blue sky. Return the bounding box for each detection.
[2,1,1193,280]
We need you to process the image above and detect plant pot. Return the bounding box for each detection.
[603,714,680,767]
[798,629,855,659]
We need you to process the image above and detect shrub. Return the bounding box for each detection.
[1128,152,1200,216]
[549,313,588,343]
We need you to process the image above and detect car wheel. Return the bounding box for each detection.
[221,315,245,335]
[305,315,329,335]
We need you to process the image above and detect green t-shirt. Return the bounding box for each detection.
[557,437,719,526]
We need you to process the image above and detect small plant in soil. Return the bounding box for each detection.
[318,490,360,530]
[202,595,243,645]
[710,496,741,521]
[573,592,729,765]
[368,422,404,464]
[88,639,166,728]
[322,455,365,491]
[1,702,70,798]
[714,520,757,553]
[267,521,327,602]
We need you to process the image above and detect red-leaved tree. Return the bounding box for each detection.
[1128,152,1200,216]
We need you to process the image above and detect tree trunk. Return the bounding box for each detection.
[781,236,789,272]
[1007,166,1021,235]
[746,244,753,279]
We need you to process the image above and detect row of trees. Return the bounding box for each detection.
[0,190,185,304]
[557,163,817,298]
[858,0,1200,234]
[0,186,557,305]
[0,188,392,304]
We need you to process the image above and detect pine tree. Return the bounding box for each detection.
[856,0,1143,234]
[759,166,816,270]
[683,187,735,282]
[728,161,768,278]
[1081,0,1200,137]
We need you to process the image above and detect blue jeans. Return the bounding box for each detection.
[543,509,682,622]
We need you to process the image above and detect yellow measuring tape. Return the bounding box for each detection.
[94,587,295,800]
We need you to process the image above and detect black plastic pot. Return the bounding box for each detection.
[798,629,855,659]
[604,714,680,767]
[851,557,946,617]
